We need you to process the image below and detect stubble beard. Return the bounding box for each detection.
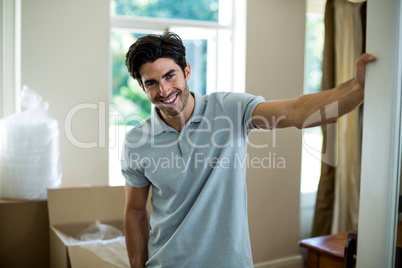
[157,84,190,117]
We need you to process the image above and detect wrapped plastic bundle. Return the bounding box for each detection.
[0,86,62,200]
[72,221,129,268]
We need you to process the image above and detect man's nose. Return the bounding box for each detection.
[159,81,172,97]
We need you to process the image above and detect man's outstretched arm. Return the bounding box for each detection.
[124,183,150,268]
[252,53,376,129]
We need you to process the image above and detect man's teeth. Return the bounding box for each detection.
[162,95,176,103]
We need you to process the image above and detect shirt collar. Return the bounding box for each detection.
[150,92,205,136]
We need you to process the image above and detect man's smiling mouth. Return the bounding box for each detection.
[159,93,179,105]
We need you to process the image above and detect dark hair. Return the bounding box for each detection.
[125,32,187,86]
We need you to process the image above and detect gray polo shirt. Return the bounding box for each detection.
[122,92,265,268]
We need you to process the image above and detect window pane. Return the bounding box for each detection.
[111,0,219,22]
[301,12,325,193]
[303,13,324,95]
[183,39,208,96]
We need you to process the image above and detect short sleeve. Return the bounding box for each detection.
[242,95,266,130]
[220,92,265,131]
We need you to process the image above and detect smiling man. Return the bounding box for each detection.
[138,57,193,132]
[121,32,375,268]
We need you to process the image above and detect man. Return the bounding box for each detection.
[121,32,375,268]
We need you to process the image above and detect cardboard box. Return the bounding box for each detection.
[0,199,49,268]
[47,186,126,268]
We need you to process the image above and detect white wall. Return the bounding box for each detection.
[245,0,305,266]
[21,0,110,186]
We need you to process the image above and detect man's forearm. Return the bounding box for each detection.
[252,78,364,130]
[125,210,150,268]
[290,78,363,129]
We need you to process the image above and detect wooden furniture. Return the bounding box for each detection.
[300,197,402,267]
[299,231,353,268]
[344,232,357,268]
[300,222,402,268]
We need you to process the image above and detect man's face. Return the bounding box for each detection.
[139,58,191,117]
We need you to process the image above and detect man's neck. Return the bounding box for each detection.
[159,93,195,133]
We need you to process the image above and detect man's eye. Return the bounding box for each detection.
[146,81,156,87]
[166,74,174,80]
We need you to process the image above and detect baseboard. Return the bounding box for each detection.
[254,254,304,268]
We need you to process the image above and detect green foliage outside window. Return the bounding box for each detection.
[111,0,219,22]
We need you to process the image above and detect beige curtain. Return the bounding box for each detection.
[312,0,365,236]
[331,0,364,234]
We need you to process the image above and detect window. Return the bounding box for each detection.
[109,0,245,185]
[300,1,325,194]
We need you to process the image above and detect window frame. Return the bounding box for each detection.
[1,0,21,118]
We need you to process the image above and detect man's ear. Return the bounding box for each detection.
[185,62,191,81]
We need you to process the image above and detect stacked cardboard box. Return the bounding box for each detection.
[0,199,49,267]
